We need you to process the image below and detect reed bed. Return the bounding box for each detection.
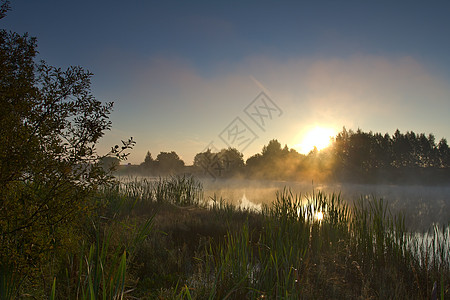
[181,187,449,299]
[12,175,448,299]
[115,175,204,206]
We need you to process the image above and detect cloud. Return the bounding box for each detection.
[96,53,450,164]
[300,55,450,133]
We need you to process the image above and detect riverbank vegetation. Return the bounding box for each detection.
[1,3,449,298]
[3,176,449,299]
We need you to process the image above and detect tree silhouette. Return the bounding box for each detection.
[0,20,133,288]
[193,147,244,178]
[327,128,450,183]
[246,139,302,179]
[0,0,10,19]
[218,148,244,176]
[156,151,185,174]
[140,151,155,174]
[438,138,450,167]
[100,156,120,171]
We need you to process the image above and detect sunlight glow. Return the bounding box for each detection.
[315,211,324,221]
[296,127,335,154]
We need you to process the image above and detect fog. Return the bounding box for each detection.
[202,178,450,232]
[117,172,449,232]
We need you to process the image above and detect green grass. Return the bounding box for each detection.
[184,189,449,299]
[3,175,449,299]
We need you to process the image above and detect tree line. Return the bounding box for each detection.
[130,128,450,184]
[330,128,450,183]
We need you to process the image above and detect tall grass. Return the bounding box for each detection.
[185,189,449,299]
[51,216,154,299]
[4,174,448,298]
[110,175,204,208]
[98,178,449,299]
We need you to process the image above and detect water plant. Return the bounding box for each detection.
[3,175,449,298]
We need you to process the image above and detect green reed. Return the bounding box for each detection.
[185,189,449,299]
[111,175,204,208]
[28,176,448,299]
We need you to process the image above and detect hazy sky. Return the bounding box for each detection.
[3,1,450,164]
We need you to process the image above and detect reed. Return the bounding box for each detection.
[112,175,204,207]
[5,175,447,298]
[185,188,449,299]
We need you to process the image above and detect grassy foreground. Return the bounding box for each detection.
[11,175,449,299]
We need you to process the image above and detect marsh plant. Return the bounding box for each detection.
[113,175,204,207]
[70,179,450,298]
[2,175,449,299]
[180,188,449,299]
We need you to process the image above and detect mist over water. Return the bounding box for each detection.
[201,178,450,232]
[117,174,449,232]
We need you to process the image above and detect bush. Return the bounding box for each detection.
[0,22,133,295]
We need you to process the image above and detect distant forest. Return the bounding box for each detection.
[113,128,450,184]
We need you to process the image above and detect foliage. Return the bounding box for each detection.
[0,23,134,295]
[211,130,450,183]
[132,128,450,184]
[105,179,450,299]
[135,150,186,175]
[1,169,448,298]
[139,151,155,174]
[193,147,245,178]
[154,151,185,175]
[246,139,305,180]
[0,0,10,19]
[184,190,449,299]
[66,177,450,299]
[54,216,154,299]
[332,128,450,183]
[113,175,204,209]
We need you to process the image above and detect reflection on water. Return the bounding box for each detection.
[202,178,450,231]
[409,226,450,266]
[315,211,324,221]
[117,175,449,232]
[239,194,262,212]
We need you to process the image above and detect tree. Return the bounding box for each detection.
[140,151,155,174]
[155,151,184,174]
[144,151,154,165]
[245,153,264,177]
[0,0,10,19]
[193,148,244,178]
[262,139,284,157]
[0,22,134,291]
[245,139,293,179]
[346,129,373,175]
[438,138,450,167]
[193,148,214,173]
[100,156,120,171]
[217,147,244,176]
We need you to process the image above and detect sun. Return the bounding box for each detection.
[296,126,335,154]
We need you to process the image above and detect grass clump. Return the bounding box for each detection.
[3,175,449,299]
[182,188,449,299]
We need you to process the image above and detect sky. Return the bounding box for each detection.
[3,1,450,164]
